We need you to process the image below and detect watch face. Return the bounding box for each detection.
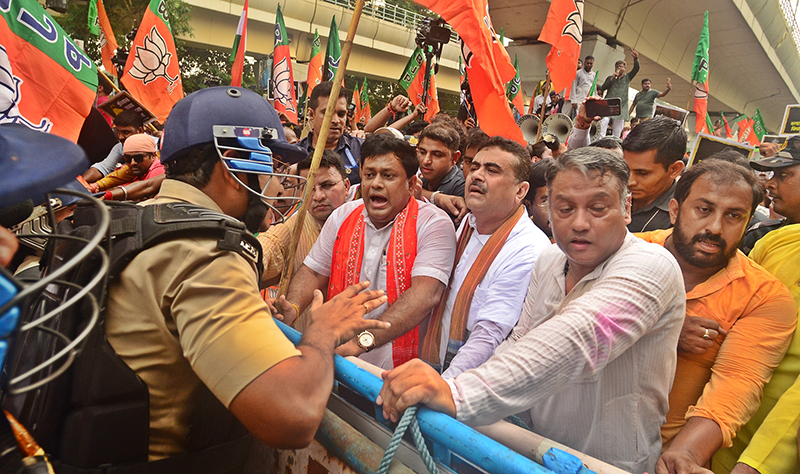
[358,332,374,347]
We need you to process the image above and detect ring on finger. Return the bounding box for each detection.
[703,328,712,340]
[363,303,370,313]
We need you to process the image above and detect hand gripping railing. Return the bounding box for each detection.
[276,321,578,474]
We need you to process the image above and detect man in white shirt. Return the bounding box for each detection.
[378,147,685,473]
[279,133,457,370]
[570,55,596,115]
[420,137,551,378]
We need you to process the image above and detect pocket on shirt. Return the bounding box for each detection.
[602,393,645,464]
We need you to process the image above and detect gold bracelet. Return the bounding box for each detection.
[291,303,300,316]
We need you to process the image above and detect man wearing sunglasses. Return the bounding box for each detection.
[101,134,166,201]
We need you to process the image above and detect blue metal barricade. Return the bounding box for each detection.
[276,321,567,474]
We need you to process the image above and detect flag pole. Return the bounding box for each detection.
[277,0,367,297]
[98,68,159,134]
[535,73,551,143]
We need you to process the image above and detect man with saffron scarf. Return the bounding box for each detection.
[420,137,551,378]
[280,134,456,369]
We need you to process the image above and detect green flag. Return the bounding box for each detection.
[87,0,99,35]
[752,108,767,141]
[359,76,370,120]
[588,72,599,96]
[706,113,715,134]
[692,11,710,84]
[324,16,341,82]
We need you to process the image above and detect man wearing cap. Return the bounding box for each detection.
[741,137,800,254]
[104,86,389,464]
[99,133,166,201]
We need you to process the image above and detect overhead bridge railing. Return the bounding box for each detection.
[320,0,460,43]
[276,321,614,474]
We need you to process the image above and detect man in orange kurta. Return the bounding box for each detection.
[637,159,797,474]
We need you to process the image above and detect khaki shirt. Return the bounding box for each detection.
[106,179,301,460]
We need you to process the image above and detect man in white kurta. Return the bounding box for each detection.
[378,147,685,474]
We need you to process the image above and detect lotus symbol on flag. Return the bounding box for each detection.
[129,26,179,86]
[273,58,296,113]
[0,44,52,132]
[562,0,584,43]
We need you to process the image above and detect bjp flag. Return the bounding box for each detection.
[122,0,183,122]
[272,4,297,123]
[1,0,97,141]
[399,47,440,118]
[88,0,118,78]
[306,29,323,98]
[538,0,584,96]
[413,0,524,144]
[228,0,248,87]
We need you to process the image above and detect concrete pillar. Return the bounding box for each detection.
[507,34,625,102]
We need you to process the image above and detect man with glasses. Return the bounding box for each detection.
[100,133,165,201]
[82,109,158,183]
[259,150,350,288]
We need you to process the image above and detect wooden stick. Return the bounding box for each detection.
[277,0,367,297]
[534,73,551,143]
[97,68,160,134]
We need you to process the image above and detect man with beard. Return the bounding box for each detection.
[636,159,797,474]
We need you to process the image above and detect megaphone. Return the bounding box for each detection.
[541,113,573,145]
[589,120,604,143]
[517,114,540,144]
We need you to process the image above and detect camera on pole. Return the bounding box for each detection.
[414,18,449,120]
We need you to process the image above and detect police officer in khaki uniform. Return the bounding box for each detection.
[105,87,390,461]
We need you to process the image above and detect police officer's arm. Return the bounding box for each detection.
[230,282,389,449]
[337,275,445,357]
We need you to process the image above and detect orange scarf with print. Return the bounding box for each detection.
[329,197,419,366]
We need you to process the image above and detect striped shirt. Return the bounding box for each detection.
[447,233,685,473]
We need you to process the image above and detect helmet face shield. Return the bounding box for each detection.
[213,126,306,225]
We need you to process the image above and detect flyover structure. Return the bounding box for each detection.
[179,0,800,131]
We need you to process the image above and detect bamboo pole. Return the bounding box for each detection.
[98,68,159,134]
[534,74,551,143]
[277,0,367,297]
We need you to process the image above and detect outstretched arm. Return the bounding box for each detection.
[230,282,390,448]
[364,95,412,133]
[657,78,673,98]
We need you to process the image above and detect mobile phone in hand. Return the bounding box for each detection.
[585,98,622,117]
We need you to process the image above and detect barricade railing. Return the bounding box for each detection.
[277,321,598,474]
[320,0,460,43]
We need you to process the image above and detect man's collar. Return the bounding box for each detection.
[361,198,409,231]
[156,179,225,213]
[686,250,746,299]
[300,134,351,152]
[635,181,676,214]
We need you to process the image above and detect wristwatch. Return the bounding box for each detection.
[356,330,376,352]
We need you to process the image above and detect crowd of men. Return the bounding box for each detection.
[1,64,799,474]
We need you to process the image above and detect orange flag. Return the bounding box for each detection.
[399,48,440,118]
[538,0,584,97]
[306,29,323,98]
[693,80,709,134]
[122,0,184,122]
[413,0,524,144]
[1,0,97,141]
[93,0,118,77]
